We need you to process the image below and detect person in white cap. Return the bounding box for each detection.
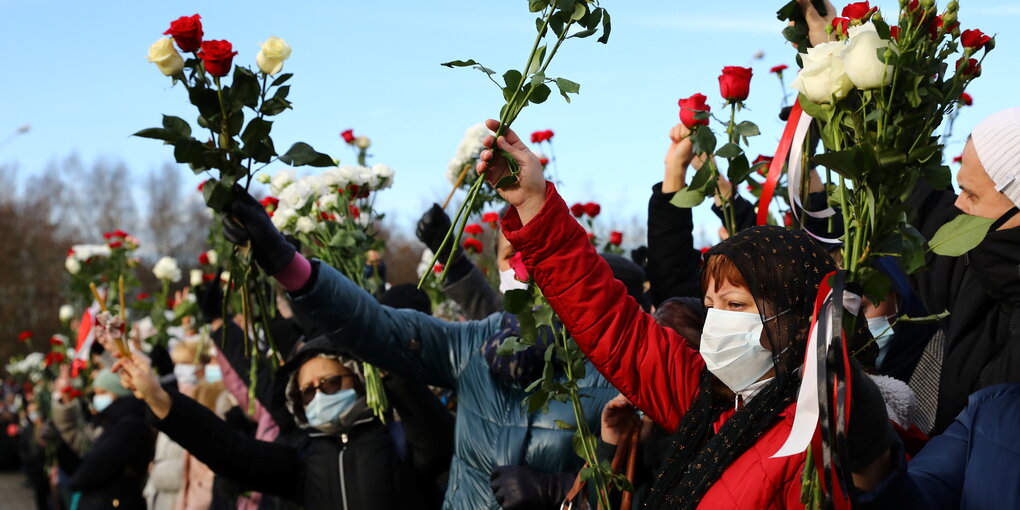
[907,106,1020,437]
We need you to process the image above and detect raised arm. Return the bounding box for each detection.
[477,119,704,430]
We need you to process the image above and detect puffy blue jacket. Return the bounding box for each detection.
[859,383,1020,509]
[291,262,618,510]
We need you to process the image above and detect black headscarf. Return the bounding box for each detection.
[645,226,839,508]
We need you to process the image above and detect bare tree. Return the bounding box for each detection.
[142,163,211,260]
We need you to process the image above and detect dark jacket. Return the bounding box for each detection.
[647,183,703,305]
[156,338,424,510]
[859,384,1020,509]
[910,184,1020,433]
[68,397,153,510]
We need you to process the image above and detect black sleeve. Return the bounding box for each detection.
[68,417,149,490]
[442,255,502,320]
[383,375,455,483]
[711,194,756,233]
[647,183,702,305]
[155,391,304,503]
[802,191,845,240]
[212,321,290,429]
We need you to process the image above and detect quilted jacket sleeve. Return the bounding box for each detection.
[290,261,501,390]
[502,182,705,432]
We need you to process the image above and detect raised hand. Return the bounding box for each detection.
[114,353,172,419]
[220,185,296,276]
[476,119,547,224]
[796,0,838,47]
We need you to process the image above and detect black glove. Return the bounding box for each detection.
[194,271,224,323]
[416,203,462,262]
[490,465,573,510]
[221,185,296,276]
[847,360,896,471]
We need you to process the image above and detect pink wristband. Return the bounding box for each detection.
[274,253,312,292]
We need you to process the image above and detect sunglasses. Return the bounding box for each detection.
[298,374,354,405]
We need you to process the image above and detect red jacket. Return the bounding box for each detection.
[503,183,805,509]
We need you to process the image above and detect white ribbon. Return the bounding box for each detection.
[785,110,843,245]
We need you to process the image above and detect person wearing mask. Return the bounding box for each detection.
[221,190,627,509]
[115,337,425,510]
[65,369,153,510]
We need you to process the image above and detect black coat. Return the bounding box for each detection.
[911,184,1020,434]
[647,183,704,305]
[68,397,153,510]
[156,390,422,510]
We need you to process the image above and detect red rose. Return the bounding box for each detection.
[584,202,601,218]
[609,231,623,246]
[509,251,530,283]
[959,93,973,106]
[349,205,361,219]
[753,154,773,166]
[465,223,484,236]
[102,232,113,240]
[198,252,210,265]
[346,184,360,197]
[198,40,238,78]
[961,29,991,49]
[341,129,355,143]
[753,155,773,175]
[164,14,203,53]
[482,212,500,224]
[832,17,850,37]
[108,241,123,249]
[112,230,128,238]
[463,237,484,254]
[957,58,981,76]
[784,211,794,227]
[906,0,919,11]
[530,131,545,143]
[260,196,280,210]
[49,337,64,346]
[928,16,958,40]
[953,154,963,164]
[539,157,550,166]
[543,129,554,141]
[202,273,217,283]
[841,1,875,21]
[67,248,75,256]
[432,263,444,274]
[678,93,710,128]
[570,203,585,218]
[44,352,66,368]
[138,293,150,300]
[718,66,752,103]
[769,64,788,74]
[198,179,208,192]
[890,26,901,40]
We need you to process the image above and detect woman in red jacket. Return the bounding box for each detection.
[474,120,886,508]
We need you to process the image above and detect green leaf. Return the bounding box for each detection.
[134,127,172,141]
[527,390,550,414]
[270,73,293,87]
[173,139,207,166]
[716,142,743,159]
[529,0,549,12]
[928,214,994,256]
[692,125,717,155]
[502,289,532,314]
[688,164,713,190]
[441,59,480,68]
[528,83,552,104]
[497,336,531,356]
[570,1,586,21]
[554,419,576,430]
[554,77,580,103]
[597,9,612,44]
[812,148,865,181]
[279,142,335,167]
[231,66,260,110]
[162,115,192,140]
[570,28,597,39]
[736,120,760,137]
[727,154,753,184]
[260,97,292,116]
[241,118,273,157]
[669,187,707,208]
[922,164,952,190]
[797,93,831,120]
[202,178,233,212]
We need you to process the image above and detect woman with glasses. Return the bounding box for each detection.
[114,336,424,510]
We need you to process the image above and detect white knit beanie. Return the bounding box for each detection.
[971,107,1020,208]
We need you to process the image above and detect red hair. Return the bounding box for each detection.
[701,254,747,294]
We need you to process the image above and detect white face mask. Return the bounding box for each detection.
[499,268,529,294]
[699,308,777,393]
[867,316,895,367]
[93,394,114,413]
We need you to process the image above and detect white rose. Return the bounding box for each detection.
[842,24,896,90]
[190,269,204,287]
[295,216,317,234]
[205,250,218,266]
[59,305,75,322]
[337,166,357,186]
[372,164,395,190]
[255,36,292,75]
[152,256,182,282]
[353,166,374,188]
[318,193,339,210]
[220,272,231,284]
[278,180,313,210]
[270,169,296,195]
[272,207,297,231]
[322,167,348,188]
[147,37,184,76]
[65,256,81,275]
[354,136,371,149]
[791,41,854,105]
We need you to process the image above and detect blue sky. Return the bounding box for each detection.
[3,0,1018,246]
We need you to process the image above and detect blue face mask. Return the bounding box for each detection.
[868,316,895,367]
[93,394,114,413]
[204,365,222,384]
[304,389,358,430]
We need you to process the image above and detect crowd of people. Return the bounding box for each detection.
[4,1,1020,509]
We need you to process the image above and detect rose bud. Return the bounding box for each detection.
[198,40,238,78]
[718,66,753,103]
[147,37,185,76]
[678,93,710,128]
[256,36,292,75]
[164,14,203,53]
